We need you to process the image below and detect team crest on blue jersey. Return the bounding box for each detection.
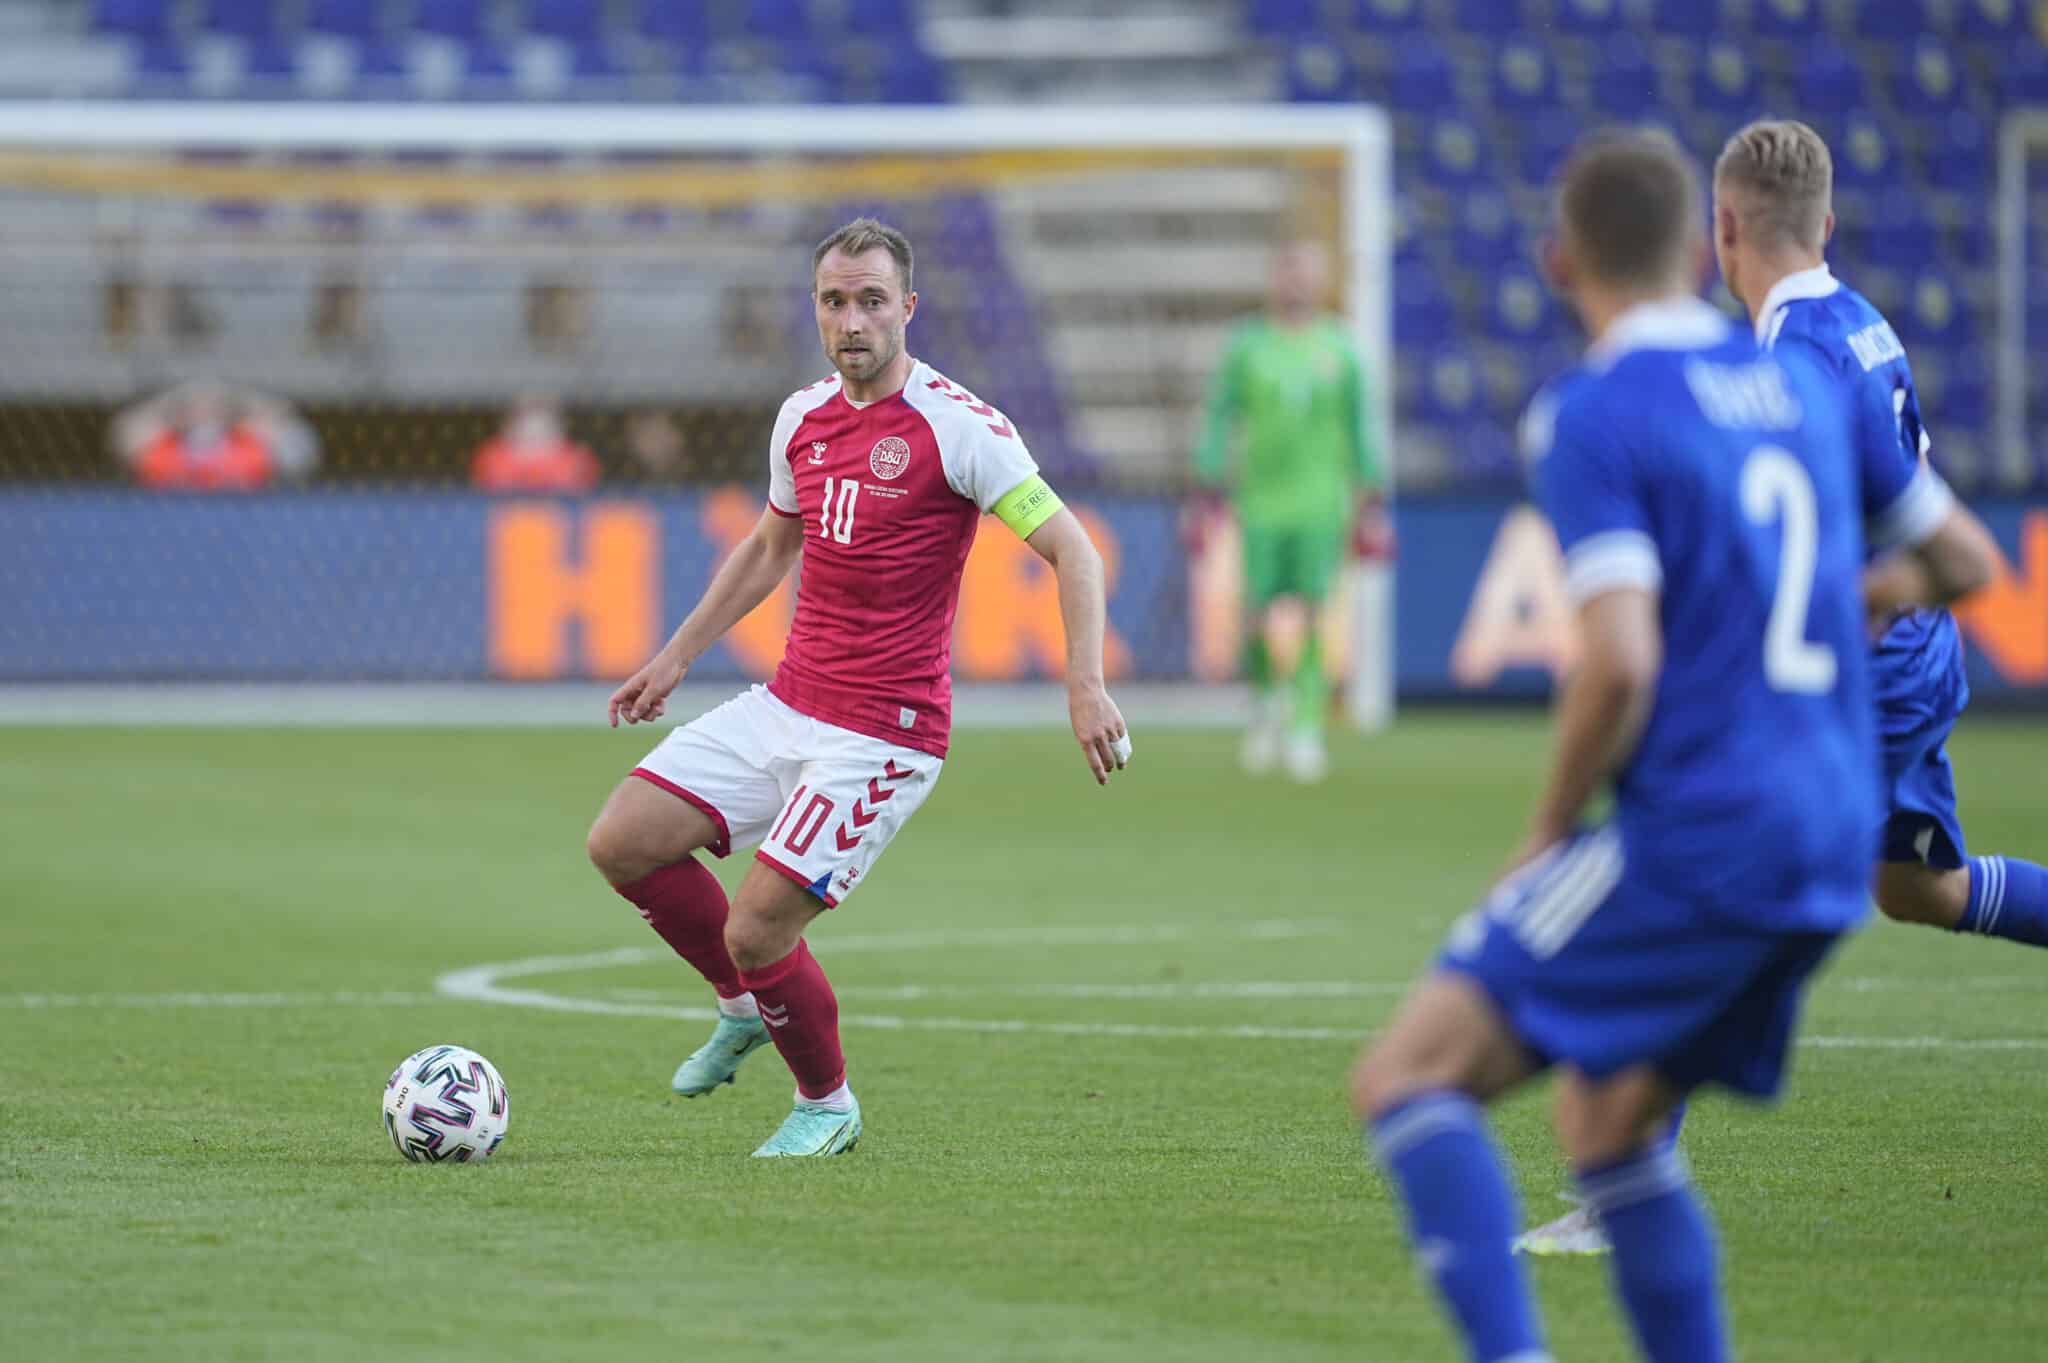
[869,436,911,480]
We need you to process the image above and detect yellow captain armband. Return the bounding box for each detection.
[992,474,1064,539]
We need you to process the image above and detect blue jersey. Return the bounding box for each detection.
[1524,298,1933,933]
[1755,266,1967,730]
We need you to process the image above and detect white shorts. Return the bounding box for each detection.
[632,685,942,907]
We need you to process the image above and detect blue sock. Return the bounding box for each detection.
[1575,1145,1728,1363]
[1958,856,2048,947]
[1370,1092,1550,1363]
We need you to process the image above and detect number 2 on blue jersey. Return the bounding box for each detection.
[1740,446,1838,696]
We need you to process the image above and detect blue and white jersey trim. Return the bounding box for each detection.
[1868,463,1956,552]
[1564,529,1663,604]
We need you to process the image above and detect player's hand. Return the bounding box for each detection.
[1180,491,1227,557]
[608,648,688,728]
[1352,492,1396,561]
[1068,680,1129,786]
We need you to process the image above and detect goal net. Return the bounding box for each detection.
[0,102,1390,704]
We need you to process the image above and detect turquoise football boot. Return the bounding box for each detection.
[670,1014,771,1097]
[750,1092,862,1157]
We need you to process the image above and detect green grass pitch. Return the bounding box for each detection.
[3,715,2044,1362]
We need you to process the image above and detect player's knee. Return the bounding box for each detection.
[1351,1040,1445,1120]
[723,917,786,973]
[585,815,652,887]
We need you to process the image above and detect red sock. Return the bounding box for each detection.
[615,858,744,999]
[738,941,845,1099]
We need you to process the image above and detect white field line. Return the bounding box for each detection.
[1,990,440,1009]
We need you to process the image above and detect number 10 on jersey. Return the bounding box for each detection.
[819,477,859,544]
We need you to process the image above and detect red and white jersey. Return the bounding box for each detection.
[764,360,1040,757]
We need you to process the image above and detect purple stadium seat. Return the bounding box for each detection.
[353,41,411,85]
[1388,36,1455,110]
[862,47,949,103]
[1249,0,1323,37]
[1649,0,1724,39]
[1831,111,1900,197]
[2000,48,2048,102]
[1925,111,1990,196]
[1552,0,1626,37]
[201,0,280,40]
[307,0,377,39]
[92,0,174,39]
[1492,40,1558,114]
[566,41,625,82]
[1451,0,1524,37]
[133,37,191,77]
[1414,348,1487,426]
[1795,40,1866,111]
[640,0,715,48]
[839,0,917,37]
[241,38,300,82]
[1355,0,1427,32]
[1487,264,1563,348]
[1286,40,1361,102]
[1515,116,1575,191]
[742,0,810,43]
[1898,271,1975,349]
[415,0,486,42]
[1590,35,1662,119]
[525,0,604,44]
[1752,0,1826,39]
[1453,193,1523,271]
[1455,424,1521,484]
[1957,0,2028,40]
[1864,193,1938,272]
[1690,40,1761,117]
[1934,349,1991,434]
[1893,38,1968,115]
[1420,117,1492,190]
[1394,266,1458,348]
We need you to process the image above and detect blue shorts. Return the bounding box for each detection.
[1438,827,1844,1100]
[1880,709,1967,870]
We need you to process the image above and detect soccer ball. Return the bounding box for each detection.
[381,1044,510,1163]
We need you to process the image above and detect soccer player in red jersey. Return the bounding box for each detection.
[585,218,1129,1157]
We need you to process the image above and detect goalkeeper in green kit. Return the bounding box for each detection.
[1192,239,1387,782]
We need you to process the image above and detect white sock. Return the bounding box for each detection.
[800,1081,854,1112]
[716,992,759,1020]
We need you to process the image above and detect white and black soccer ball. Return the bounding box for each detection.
[381,1044,509,1163]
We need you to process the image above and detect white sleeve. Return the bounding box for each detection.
[1868,462,1957,553]
[766,400,801,515]
[942,410,1042,512]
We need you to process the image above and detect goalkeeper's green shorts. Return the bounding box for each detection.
[1240,521,1347,608]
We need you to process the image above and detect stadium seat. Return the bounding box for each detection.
[463,42,516,87]
[1924,111,1990,196]
[1957,0,2028,40]
[1856,0,1941,42]
[1551,0,1626,36]
[1285,40,1362,102]
[1900,38,1972,116]
[741,0,811,44]
[414,0,487,42]
[92,0,175,39]
[1589,35,1661,120]
[1388,36,1455,110]
[353,41,412,87]
[639,0,715,49]
[1649,0,1724,39]
[1898,270,1975,348]
[1394,266,1458,348]
[1690,40,1762,118]
[1751,0,1826,38]
[564,40,625,83]
[1453,193,1524,272]
[307,0,377,39]
[241,38,301,83]
[870,47,950,103]
[132,37,192,78]
[2000,48,2048,102]
[1486,265,1563,348]
[524,0,604,45]
[1249,0,1324,37]
[1491,40,1558,114]
[1413,348,1488,426]
[1864,193,1939,272]
[1419,117,1492,190]
[1831,111,1900,197]
[1454,423,1521,484]
[1450,0,1525,37]
[1795,41,1867,111]
[1355,0,1428,33]
[1934,348,1991,434]
[837,0,918,38]
[1515,116,1575,190]
[200,0,279,41]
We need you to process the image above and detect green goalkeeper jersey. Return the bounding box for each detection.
[1193,316,1382,528]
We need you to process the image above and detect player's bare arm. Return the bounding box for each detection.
[1862,502,1999,627]
[608,507,804,728]
[1026,507,1129,785]
[1515,587,1661,866]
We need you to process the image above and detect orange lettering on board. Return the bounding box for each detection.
[1955,512,2048,684]
[488,502,658,679]
[955,510,1131,680]
[701,487,794,677]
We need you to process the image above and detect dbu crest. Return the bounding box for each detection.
[868,436,912,481]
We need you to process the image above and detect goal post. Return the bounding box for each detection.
[0,100,1393,711]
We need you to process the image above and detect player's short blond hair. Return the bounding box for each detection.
[812,217,914,296]
[1714,119,1833,253]
[1556,128,1702,288]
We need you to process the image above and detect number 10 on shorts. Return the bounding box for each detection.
[772,786,835,856]
[819,477,859,544]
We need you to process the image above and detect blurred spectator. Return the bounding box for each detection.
[471,397,599,492]
[621,409,689,481]
[112,383,319,490]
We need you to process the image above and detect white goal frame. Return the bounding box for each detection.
[0,99,1395,722]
